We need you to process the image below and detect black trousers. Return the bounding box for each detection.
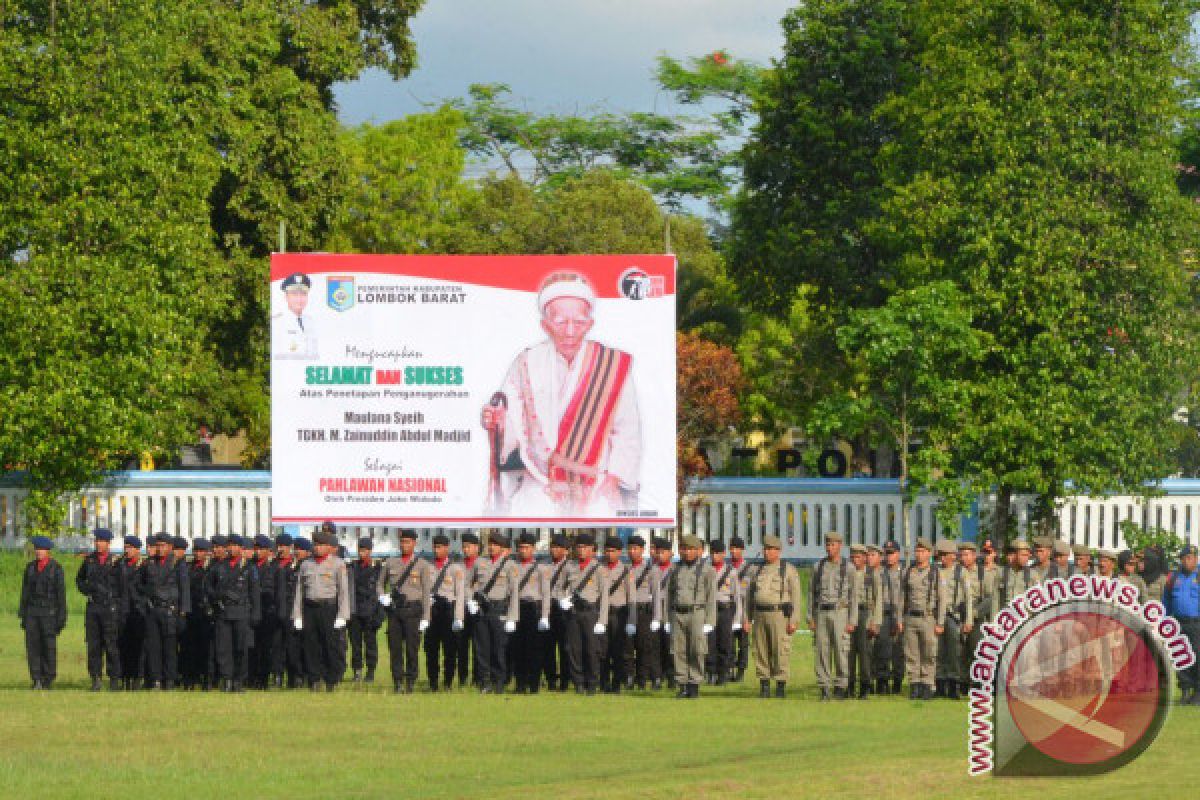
[387,609,422,683]
[85,605,122,680]
[734,628,750,672]
[457,613,479,686]
[565,606,604,689]
[543,606,569,690]
[514,601,543,691]
[603,605,629,688]
[624,603,659,685]
[143,607,179,684]
[118,610,145,681]
[474,613,508,686]
[180,614,212,686]
[1178,617,1200,690]
[705,603,735,677]
[348,614,380,672]
[24,615,58,683]
[215,617,251,681]
[655,628,673,683]
[284,623,306,685]
[302,602,343,685]
[426,601,458,686]
[252,615,283,683]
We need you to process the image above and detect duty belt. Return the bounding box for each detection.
[672,604,704,613]
[754,604,781,612]
[635,602,653,613]
[304,598,337,607]
[717,601,733,610]
[906,610,933,617]
[817,603,839,611]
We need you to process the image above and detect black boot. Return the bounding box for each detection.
[760,680,771,698]
[892,677,903,695]
[406,679,416,694]
[858,682,870,699]
[876,677,889,696]
[90,678,102,692]
[326,681,336,692]
[934,679,946,698]
[922,683,934,700]
[775,681,786,699]
[947,681,960,700]
[109,677,121,691]
[675,684,690,699]
[651,679,662,690]
[909,684,920,700]
[352,669,363,683]
[492,680,504,695]
[820,687,832,702]
[833,687,847,700]
[735,667,745,682]
[689,683,700,698]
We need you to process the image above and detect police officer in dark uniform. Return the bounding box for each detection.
[19,536,67,690]
[348,536,383,684]
[542,533,572,691]
[249,534,283,689]
[208,534,261,692]
[138,533,190,690]
[457,531,483,688]
[728,536,754,683]
[76,528,126,691]
[181,538,213,690]
[280,536,307,687]
[117,535,145,690]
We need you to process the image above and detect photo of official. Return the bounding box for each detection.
[480,271,642,517]
[272,272,319,360]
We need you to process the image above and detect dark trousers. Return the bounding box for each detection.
[458,613,479,686]
[705,603,734,678]
[624,603,659,685]
[426,601,458,687]
[387,610,422,684]
[543,606,569,690]
[1178,617,1200,690]
[514,601,543,691]
[734,628,750,672]
[656,629,673,683]
[143,607,179,685]
[565,606,604,689]
[215,617,251,681]
[180,614,212,687]
[474,613,509,686]
[603,605,629,688]
[118,610,145,681]
[302,602,343,685]
[349,614,380,672]
[252,615,282,683]
[873,611,903,684]
[284,624,306,686]
[24,615,58,683]
[85,605,122,680]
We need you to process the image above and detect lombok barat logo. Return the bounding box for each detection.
[327,275,355,312]
[619,267,663,300]
[968,573,1194,776]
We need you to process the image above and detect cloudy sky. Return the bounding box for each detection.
[334,0,797,124]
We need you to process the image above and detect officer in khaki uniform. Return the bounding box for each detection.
[847,544,882,698]
[1072,544,1094,575]
[898,537,943,700]
[994,539,1034,610]
[807,531,858,700]
[934,540,972,699]
[873,539,904,694]
[1029,536,1053,583]
[958,541,993,692]
[666,534,717,698]
[745,534,801,698]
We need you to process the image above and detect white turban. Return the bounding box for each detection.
[537,273,596,314]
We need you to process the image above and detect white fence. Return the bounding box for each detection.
[4,472,1200,559]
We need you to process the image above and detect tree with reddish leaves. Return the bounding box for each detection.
[677,332,744,497]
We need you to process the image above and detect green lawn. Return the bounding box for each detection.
[0,611,1197,800]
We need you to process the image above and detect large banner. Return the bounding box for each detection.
[270,254,676,527]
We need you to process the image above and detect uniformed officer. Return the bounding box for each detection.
[466,531,519,693]
[347,537,383,684]
[934,540,972,700]
[1141,547,1169,602]
[994,539,1034,611]
[600,535,637,693]
[623,534,660,689]
[117,536,145,690]
[1072,544,1094,575]
[248,534,283,689]
[292,530,351,691]
[513,531,551,694]
[424,533,463,691]
[77,528,126,691]
[181,538,213,690]
[272,272,318,359]
[729,536,755,683]
[1046,540,1072,579]
[1118,550,1149,601]
[542,533,572,691]
[898,538,943,700]
[666,534,716,699]
[705,540,742,687]
[281,536,308,687]
[652,536,675,688]
[458,532,483,688]
[207,534,261,692]
[745,534,801,698]
[847,544,882,699]
[560,532,610,694]
[1030,536,1053,583]
[378,530,433,693]
[1163,544,1200,704]
[808,531,858,700]
[139,533,191,690]
[873,539,904,695]
[959,541,993,694]
[19,536,67,690]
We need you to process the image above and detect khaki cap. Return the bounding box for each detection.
[849,544,867,555]
[825,531,844,544]
[1071,544,1091,558]
[762,535,783,549]
[914,537,932,551]
[680,534,703,549]
[1052,540,1070,557]
[1096,548,1118,560]
[1010,539,1032,551]
[866,544,882,554]
[935,540,956,556]
[957,541,977,552]
[1033,536,1054,549]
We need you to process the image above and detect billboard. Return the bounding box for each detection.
[270,254,677,527]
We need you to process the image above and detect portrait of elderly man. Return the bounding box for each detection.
[481,272,642,517]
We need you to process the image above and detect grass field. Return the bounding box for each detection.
[0,556,1197,799]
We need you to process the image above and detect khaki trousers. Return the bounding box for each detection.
[903,614,937,686]
[752,610,792,681]
[814,608,849,690]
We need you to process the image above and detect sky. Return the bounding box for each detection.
[334,0,797,125]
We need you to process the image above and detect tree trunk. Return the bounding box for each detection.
[993,485,1013,545]
[899,394,911,563]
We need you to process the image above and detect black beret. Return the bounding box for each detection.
[399,529,418,541]
[517,532,538,546]
[709,539,726,553]
[461,532,480,545]
[651,536,671,550]
[227,534,245,548]
[432,533,450,546]
[575,532,596,547]
[550,534,570,548]
[628,534,646,547]
[172,536,189,550]
[357,537,374,550]
[124,536,143,549]
[314,531,337,546]
[603,537,623,550]
[211,535,229,547]
[294,537,313,552]
[275,533,294,547]
[729,536,746,548]
[31,535,53,550]
[489,531,510,547]
[93,528,114,542]
[193,538,211,551]
[253,534,273,549]
[281,272,312,292]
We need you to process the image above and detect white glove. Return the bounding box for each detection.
[466,599,480,615]
[593,622,606,635]
[558,597,573,611]
[452,619,463,632]
[504,619,516,634]
[378,594,392,607]
[650,620,661,632]
[664,623,672,634]
[702,624,714,635]
[333,618,346,630]
[732,622,742,631]
[418,619,429,633]
[293,618,303,631]
[624,623,636,637]
[538,618,550,631]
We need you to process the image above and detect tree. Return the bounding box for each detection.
[811,282,986,549]
[677,331,745,495]
[877,0,1199,538]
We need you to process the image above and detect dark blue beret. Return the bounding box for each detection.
[275,533,294,547]
[575,532,595,547]
[729,536,746,549]
[227,535,245,548]
[461,532,480,545]
[211,535,229,547]
[432,534,450,546]
[1182,545,1198,557]
[358,537,374,549]
[651,536,671,550]
[124,536,143,549]
[281,272,312,292]
[489,532,510,547]
[709,539,726,553]
[93,528,113,542]
[517,532,538,546]
[884,539,900,551]
[550,534,569,548]
[628,535,646,547]
[193,538,211,551]
[31,535,53,550]
[172,536,188,550]
[253,534,273,549]
[399,529,418,541]
[603,537,623,550]
[294,537,313,552]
